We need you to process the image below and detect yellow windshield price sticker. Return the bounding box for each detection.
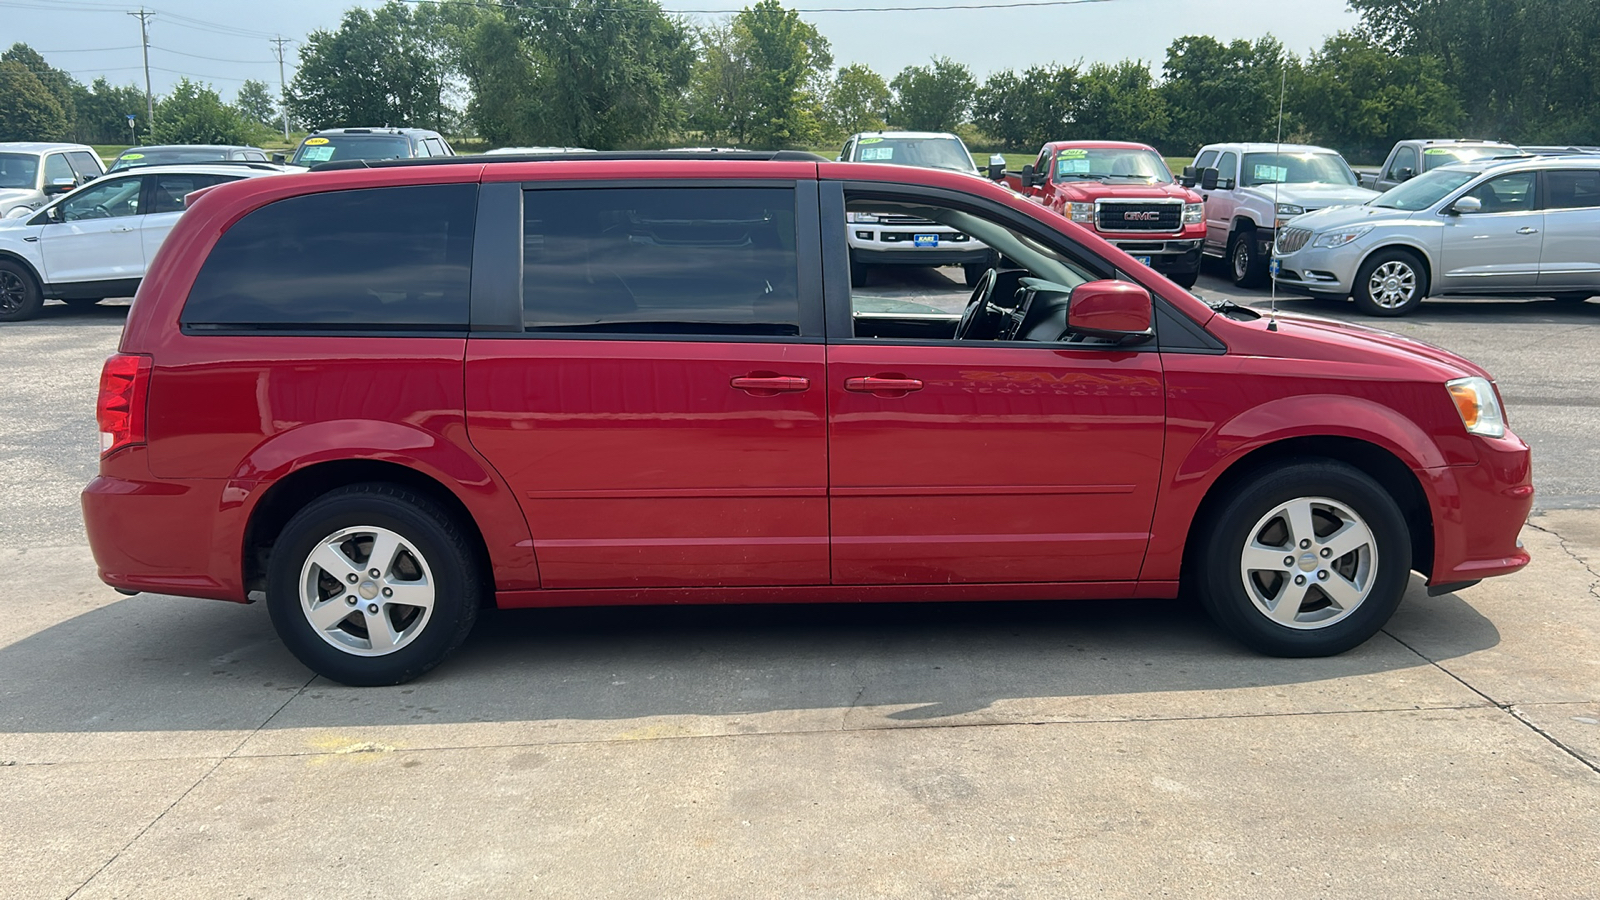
[121,153,144,159]
[1060,149,1088,159]
[859,137,883,144]
[1423,148,1452,155]
[305,137,329,145]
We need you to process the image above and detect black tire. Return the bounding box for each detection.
[1228,230,1268,288]
[1551,292,1592,304]
[1309,292,1346,304]
[0,260,43,323]
[850,257,869,288]
[963,263,988,288]
[1170,270,1199,289]
[1194,460,1411,657]
[1353,249,1427,317]
[61,297,103,308]
[266,483,482,686]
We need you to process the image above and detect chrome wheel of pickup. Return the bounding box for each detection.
[1238,497,1377,630]
[299,525,436,657]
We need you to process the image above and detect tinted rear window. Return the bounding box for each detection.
[182,184,476,330]
[522,187,799,336]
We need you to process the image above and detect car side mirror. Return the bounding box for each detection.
[1200,167,1219,191]
[1449,195,1483,215]
[1179,165,1198,187]
[43,177,76,196]
[45,206,61,222]
[1397,166,1415,181]
[1067,280,1154,342]
[271,152,287,164]
[1021,164,1038,189]
[987,154,1006,181]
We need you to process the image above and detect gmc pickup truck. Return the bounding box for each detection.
[1188,142,1377,287]
[1358,139,1520,192]
[1001,141,1204,287]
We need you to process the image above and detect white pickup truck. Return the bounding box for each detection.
[1189,143,1377,286]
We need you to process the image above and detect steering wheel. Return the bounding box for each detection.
[953,267,999,340]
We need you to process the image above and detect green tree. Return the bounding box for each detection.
[1161,35,1297,154]
[888,57,975,133]
[687,23,748,144]
[821,63,889,142]
[288,1,451,130]
[2,44,78,136]
[973,64,1077,151]
[1294,32,1461,162]
[235,79,279,128]
[732,0,831,147]
[463,0,693,149]
[1072,60,1169,149]
[0,59,68,141]
[72,78,146,144]
[151,78,254,144]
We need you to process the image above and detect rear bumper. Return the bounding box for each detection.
[1423,432,1534,586]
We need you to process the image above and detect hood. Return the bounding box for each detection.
[1052,180,1200,203]
[1242,182,1378,209]
[1283,203,1416,232]
[0,188,41,212]
[1219,307,1490,381]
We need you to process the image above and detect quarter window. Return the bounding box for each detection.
[181,184,476,329]
[521,187,801,337]
[1545,170,1600,210]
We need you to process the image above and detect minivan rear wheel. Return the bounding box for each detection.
[266,483,481,686]
[0,262,43,323]
[1194,461,1411,657]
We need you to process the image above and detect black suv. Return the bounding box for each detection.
[289,128,455,167]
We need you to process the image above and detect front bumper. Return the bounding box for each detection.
[1271,240,1363,296]
[1102,238,1202,274]
[848,226,992,268]
[1422,431,1534,586]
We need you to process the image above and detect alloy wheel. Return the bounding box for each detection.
[298,525,436,656]
[1366,261,1417,309]
[0,271,24,315]
[1238,496,1378,630]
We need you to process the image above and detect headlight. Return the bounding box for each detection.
[1061,202,1094,224]
[1276,203,1305,217]
[1447,376,1506,438]
[846,212,879,224]
[1183,202,1203,224]
[1311,226,1374,249]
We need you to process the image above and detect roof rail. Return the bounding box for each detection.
[308,149,829,172]
[116,160,290,172]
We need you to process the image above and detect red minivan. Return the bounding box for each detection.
[82,151,1533,685]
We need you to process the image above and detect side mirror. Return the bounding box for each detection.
[1067,280,1154,341]
[271,152,287,164]
[1397,166,1415,181]
[1179,165,1198,187]
[1021,164,1037,189]
[1199,167,1220,191]
[43,177,76,196]
[987,154,1006,181]
[1449,195,1483,215]
[45,206,61,222]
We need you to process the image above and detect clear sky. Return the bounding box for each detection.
[3,0,1359,102]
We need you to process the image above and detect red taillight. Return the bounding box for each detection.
[97,353,152,458]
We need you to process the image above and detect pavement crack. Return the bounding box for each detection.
[1507,705,1600,776]
[60,672,318,900]
[1524,521,1600,601]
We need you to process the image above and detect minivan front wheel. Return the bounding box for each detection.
[1195,461,1411,657]
[1354,250,1426,316]
[266,484,481,686]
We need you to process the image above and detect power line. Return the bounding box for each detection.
[152,45,278,64]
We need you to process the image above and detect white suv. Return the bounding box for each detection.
[0,142,106,218]
[0,162,291,321]
[839,131,997,286]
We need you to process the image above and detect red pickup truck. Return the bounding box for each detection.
[1002,141,1206,287]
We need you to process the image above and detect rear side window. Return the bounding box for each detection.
[44,153,73,185]
[522,187,800,337]
[182,184,476,330]
[1546,170,1600,209]
[66,151,103,179]
[150,173,238,214]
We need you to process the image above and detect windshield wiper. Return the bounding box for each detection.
[1208,299,1262,320]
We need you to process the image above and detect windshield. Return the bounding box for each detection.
[851,137,976,174]
[292,135,412,165]
[111,147,231,170]
[1370,168,1480,210]
[0,153,40,190]
[1239,152,1358,187]
[1053,148,1173,183]
[1422,145,1514,171]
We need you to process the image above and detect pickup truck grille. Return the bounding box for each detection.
[1097,202,1182,232]
[1276,227,1313,255]
[877,214,939,226]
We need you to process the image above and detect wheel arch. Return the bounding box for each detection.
[0,250,44,290]
[241,459,498,604]
[1180,435,1435,585]
[1358,243,1434,296]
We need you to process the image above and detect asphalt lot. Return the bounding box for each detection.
[3,286,1598,898]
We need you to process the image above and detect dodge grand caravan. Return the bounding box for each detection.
[83,151,1533,685]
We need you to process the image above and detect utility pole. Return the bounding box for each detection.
[128,9,155,132]
[270,36,292,141]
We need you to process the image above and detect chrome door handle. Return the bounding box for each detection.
[1517,227,1540,234]
[110,225,136,233]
